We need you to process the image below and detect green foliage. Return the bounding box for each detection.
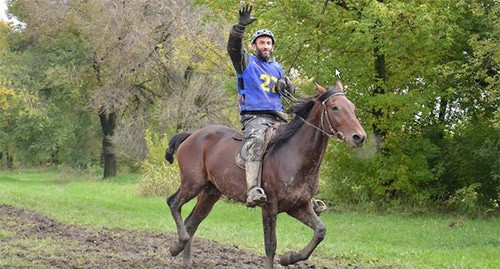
[447,183,482,215]
[0,10,99,168]
[319,139,376,206]
[0,21,9,49]
[138,129,179,197]
[440,118,500,211]
[0,0,497,212]
[321,131,442,208]
[0,79,61,166]
[378,132,442,205]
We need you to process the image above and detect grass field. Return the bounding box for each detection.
[0,170,498,268]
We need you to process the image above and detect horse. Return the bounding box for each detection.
[165,80,366,268]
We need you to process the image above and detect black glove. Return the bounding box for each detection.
[238,5,256,27]
[276,76,295,96]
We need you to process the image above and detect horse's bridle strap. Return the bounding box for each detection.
[298,91,345,140]
[321,92,345,139]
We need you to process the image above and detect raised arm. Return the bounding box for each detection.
[227,5,256,73]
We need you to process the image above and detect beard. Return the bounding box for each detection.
[255,48,272,61]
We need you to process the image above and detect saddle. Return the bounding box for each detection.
[233,123,279,169]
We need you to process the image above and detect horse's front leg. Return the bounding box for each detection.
[262,203,278,269]
[280,203,326,266]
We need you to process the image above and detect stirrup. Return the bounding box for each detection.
[246,187,267,207]
[312,199,327,216]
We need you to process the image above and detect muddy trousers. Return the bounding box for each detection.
[240,114,280,205]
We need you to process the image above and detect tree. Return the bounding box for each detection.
[1,2,101,169]
[4,0,233,177]
[0,79,37,168]
[200,0,499,208]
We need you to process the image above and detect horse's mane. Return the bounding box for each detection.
[266,95,317,153]
[267,87,340,153]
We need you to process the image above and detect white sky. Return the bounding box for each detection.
[1,0,22,25]
[0,0,17,23]
[0,0,8,22]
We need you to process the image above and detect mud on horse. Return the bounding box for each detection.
[165,80,366,268]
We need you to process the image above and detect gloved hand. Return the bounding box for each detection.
[238,5,256,26]
[276,76,295,96]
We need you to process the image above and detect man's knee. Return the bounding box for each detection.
[244,136,265,161]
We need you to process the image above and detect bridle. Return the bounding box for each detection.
[298,90,346,140]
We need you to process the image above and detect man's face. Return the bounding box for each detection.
[252,36,274,60]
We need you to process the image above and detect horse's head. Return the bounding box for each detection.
[315,81,366,148]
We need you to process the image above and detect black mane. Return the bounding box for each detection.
[267,87,341,153]
[268,96,316,152]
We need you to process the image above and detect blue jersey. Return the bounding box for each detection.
[237,53,284,113]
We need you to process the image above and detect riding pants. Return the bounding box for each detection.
[240,113,283,162]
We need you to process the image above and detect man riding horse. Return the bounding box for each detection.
[227,5,326,213]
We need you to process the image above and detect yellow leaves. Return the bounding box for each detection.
[0,80,39,127]
[0,80,16,112]
[170,33,232,76]
[0,21,11,50]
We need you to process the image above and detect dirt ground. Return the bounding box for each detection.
[0,204,334,269]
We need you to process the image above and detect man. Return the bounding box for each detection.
[227,5,295,207]
[227,5,327,215]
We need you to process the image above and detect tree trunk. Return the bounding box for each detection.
[372,30,387,153]
[5,150,14,170]
[6,151,13,169]
[99,110,117,179]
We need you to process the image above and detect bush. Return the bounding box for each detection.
[447,183,481,215]
[440,119,499,208]
[138,129,180,197]
[320,131,442,209]
[139,161,179,197]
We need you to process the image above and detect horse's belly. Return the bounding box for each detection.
[204,131,247,202]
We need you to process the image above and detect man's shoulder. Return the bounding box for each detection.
[268,58,284,70]
[251,55,280,65]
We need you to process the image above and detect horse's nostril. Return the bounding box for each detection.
[353,134,365,145]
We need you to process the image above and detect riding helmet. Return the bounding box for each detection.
[250,29,275,45]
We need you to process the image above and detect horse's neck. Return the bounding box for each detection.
[291,105,330,168]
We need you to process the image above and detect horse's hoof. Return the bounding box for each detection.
[279,251,297,266]
[169,242,184,257]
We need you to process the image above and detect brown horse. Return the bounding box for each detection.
[165,81,366,268]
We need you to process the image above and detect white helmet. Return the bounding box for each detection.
[250,29,275,44]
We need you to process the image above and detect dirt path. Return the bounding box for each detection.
[0,204,332,268]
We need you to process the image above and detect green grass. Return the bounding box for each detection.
[0,170,499,268]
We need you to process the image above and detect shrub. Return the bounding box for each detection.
[138,129,179,197]
[447,183,481,215]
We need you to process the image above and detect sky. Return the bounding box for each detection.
[0,0,7,21]
[0,0,16,23]
[1,0,22,25]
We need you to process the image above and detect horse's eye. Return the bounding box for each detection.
[332,106,339,111]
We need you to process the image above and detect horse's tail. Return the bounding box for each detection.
[165,131,192,164]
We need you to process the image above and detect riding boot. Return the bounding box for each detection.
[245,160,266,207]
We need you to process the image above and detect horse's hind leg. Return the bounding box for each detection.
[279,204,326,266]
[181,184,221,267]
[185,184,221,236]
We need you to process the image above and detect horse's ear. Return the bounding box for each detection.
[336,80,344,92]
[315,83,327,94]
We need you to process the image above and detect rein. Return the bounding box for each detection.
[298,91,345,140]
